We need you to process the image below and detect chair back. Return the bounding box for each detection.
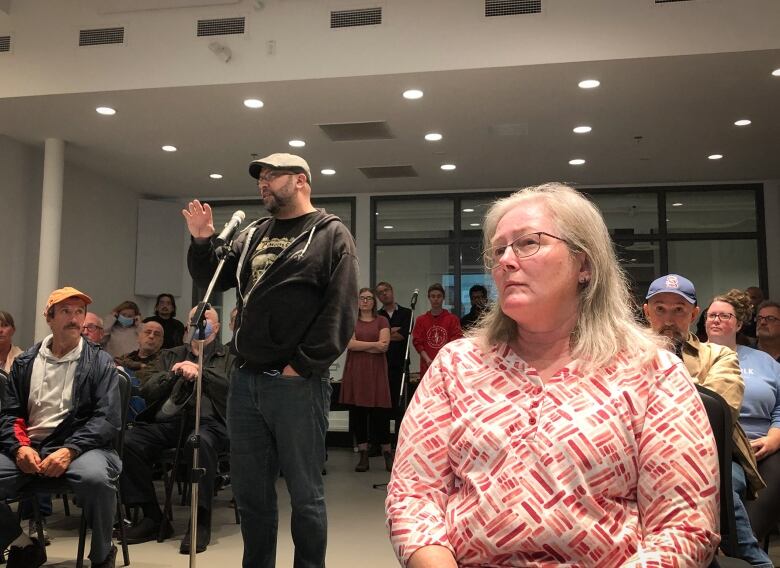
[696,384,738,557]
[115,368,132,457]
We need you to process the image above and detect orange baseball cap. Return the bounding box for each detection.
[43,286,93,316]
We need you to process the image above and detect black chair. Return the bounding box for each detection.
[22,368,133,567]
[696,385,752,567]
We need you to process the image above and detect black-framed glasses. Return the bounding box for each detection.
[483,231,569,269]
[757,315,780,324]
[359,296,375,302]
[82,324,103,332]
[706,312,736,322]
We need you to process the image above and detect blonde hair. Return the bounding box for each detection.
[473,183,663,369]
[712,289,753,324]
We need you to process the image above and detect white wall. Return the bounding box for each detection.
[0,135,43,346]
[764,181,780,300]
[1,0,779,98]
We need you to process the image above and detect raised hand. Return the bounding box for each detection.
[182,199,216,239]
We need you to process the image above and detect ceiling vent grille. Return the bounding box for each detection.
[319,121,394,141]
[197,17,245,37]
[0,36,10,53]
[655,0,692,2]
[485,0,542,17]
[359,165,418,179]
[331,7,382,29]
[79,27,125,47]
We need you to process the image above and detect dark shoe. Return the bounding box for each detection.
[7,538,46,568]
[125,516,172,544]
[179,522,210,554]
[368,444,382,457]
[92,544,117,568]
[383,450,394,472]
[355,450,369,472]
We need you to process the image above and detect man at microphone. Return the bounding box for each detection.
[183,153,358,568]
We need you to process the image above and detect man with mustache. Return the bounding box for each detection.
[644,274,766,566]
[0,287,122,568]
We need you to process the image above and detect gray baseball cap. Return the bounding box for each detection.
[248,153,311,182]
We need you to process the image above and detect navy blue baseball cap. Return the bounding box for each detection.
[645,274,697,304]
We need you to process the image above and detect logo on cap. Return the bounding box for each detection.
[665,275,679,289]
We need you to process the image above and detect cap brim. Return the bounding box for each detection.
[645,289,696,304]
[248,161,267,179]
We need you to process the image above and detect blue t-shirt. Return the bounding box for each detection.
[737,345,780,440]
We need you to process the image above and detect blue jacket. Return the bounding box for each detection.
[0,339,121,458]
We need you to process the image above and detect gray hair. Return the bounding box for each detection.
[472,183,663,369]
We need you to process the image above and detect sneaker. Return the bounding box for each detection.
[7,538,46,568]
[92,544,117,568]
[125,516,173,544]
[26,518,51,546]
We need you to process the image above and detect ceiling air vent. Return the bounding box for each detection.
[0,35,10,53]
[485,0,541,17]
[79,27,125,47]
[319,121,394,141]
[655,0,693,3]
[331,7,382,29]
[359,165,418,179]
[197,17,245,37]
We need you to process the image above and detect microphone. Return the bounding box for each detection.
[410,289,419,310]
[215,210,246,245]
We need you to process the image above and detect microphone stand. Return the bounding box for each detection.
[185,241,234,567]
[373,290,418,491]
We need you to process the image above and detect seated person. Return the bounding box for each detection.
[0,310,23,374]
[143,293,185,349]
[706,289,780,548]
[115,321,165,386]
[387,185,719,567]
[644,275,768,567]
[121,306,232,555]
[102,300,142,358]
[0,287,121,568]
[81,312,105,345]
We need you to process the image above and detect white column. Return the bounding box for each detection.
[764,181,780,299]
[355,193,371,288]
[34,138,65,341]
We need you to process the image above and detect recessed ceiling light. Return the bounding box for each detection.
[403,89,423,100]
[96,106,116,116]
[578,79,600,89]
[288,139,305,148]
[209,173,223,179]
[630,258,638,262]
[462,208,474,213]
[162,145,177,152]
[772,68,780,77]
[708,154,723,160]
[672,202,683,207]
[573,125,592,134]
[470,223,480,227]
[383,225,394,229]
[243,98,264,109]
[569,158,586,166]
[424,132,442,141]
[734,119,752,127]
[440,164,456,171]
[321,168,336,175]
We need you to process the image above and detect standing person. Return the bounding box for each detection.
[183,152,358,568]
[0,287,121,568]
[705,289,780,548]
[143,293,185,349]
[387,184,719,567]
[459,284,489,332]
[375,282,412,443]
[0,311,23,374]
[339,288,391,472]
[102,300,142,358]
[412,283,462,379]
[756,301,780,362]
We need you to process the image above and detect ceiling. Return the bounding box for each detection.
[1,48,778,199]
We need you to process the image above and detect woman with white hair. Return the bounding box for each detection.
[386,183,720,567]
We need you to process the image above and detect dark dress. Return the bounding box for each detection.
[339,316,391,408]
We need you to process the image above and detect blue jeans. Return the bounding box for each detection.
[228,367,331,568]
[0,448,121,563]
[731,461,773,567]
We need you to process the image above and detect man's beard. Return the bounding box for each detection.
[658,326,686,356]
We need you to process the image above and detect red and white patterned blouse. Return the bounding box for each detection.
[386,338,719,567]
